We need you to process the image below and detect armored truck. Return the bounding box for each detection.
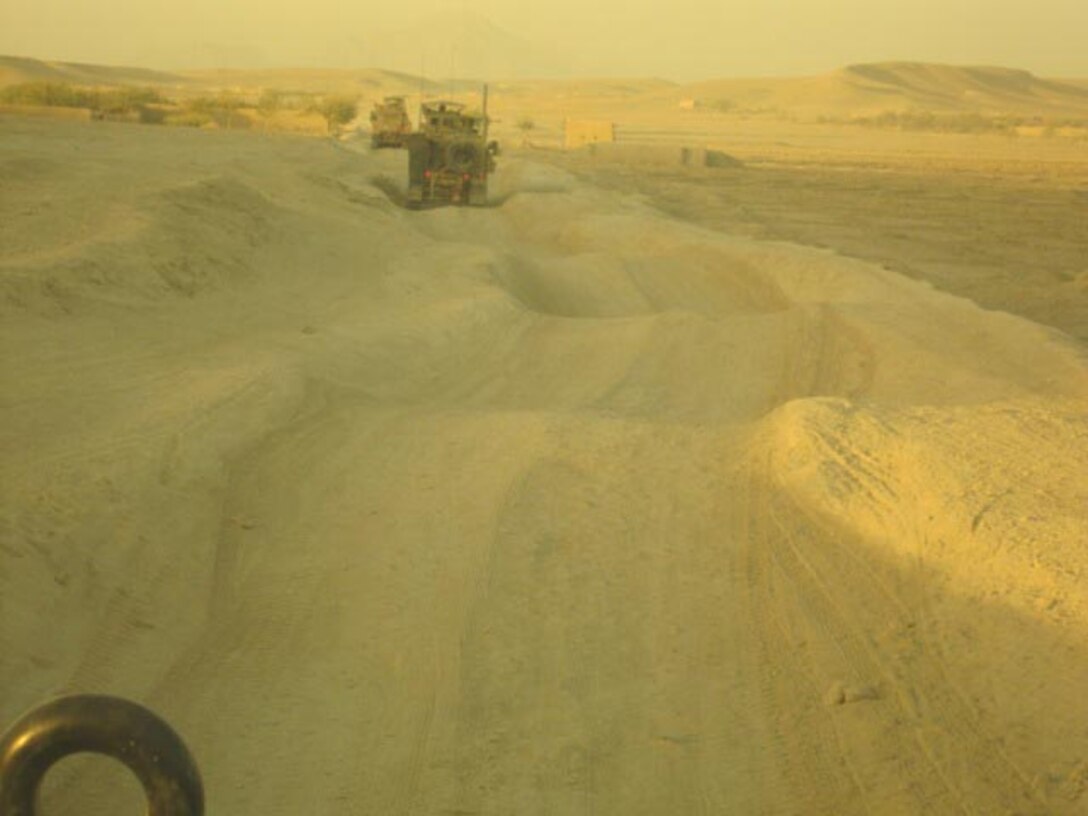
[405,90,499,208]
[369,96,412,148]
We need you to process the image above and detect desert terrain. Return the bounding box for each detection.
[2,58,1088,815]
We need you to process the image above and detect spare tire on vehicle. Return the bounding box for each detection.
[445,138,480,172]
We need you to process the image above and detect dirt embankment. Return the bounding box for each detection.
[545,149,1088,344]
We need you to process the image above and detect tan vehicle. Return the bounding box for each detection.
[405,89,499,208]
[368,96,412,148]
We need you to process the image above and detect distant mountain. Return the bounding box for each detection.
[0,55,189,88]
[366,11,566,81]
[836,62,1088,114]
[5,55,1087,122]
[0,55,471,99]
[672,62,1088,118]
[176,67,476,97]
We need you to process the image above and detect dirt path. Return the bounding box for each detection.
[2,118,1087,814]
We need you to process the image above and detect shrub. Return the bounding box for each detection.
[97,87,163,115]
[315,95,358,134]
[164,110,213,128]
[138,106,168,125]
[1,82,97,108]
[186,92,245,128]
[257,89,282,120]
[0,82,164,121]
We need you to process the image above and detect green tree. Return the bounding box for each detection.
[188,92,244,129]
[257,89,282,130]
[316,95,358,135]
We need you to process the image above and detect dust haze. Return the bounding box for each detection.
[2,3,1088,815]
[3,0,1088,76]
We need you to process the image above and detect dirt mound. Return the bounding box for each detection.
[748,394,1088,812]
[1,174,289,314]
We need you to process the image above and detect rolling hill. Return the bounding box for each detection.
[3,56,1087,123]
[670,62,1088,118]
[0,55,190,88]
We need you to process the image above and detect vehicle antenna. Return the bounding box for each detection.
[483,83,489,141]
[419,53,426,129]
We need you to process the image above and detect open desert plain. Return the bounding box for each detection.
[2,12,1088,816]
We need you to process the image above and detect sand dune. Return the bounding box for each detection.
[2,114,1087,814]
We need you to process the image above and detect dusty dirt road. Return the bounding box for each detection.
[2,116,1087,814]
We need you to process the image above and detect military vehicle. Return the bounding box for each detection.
[405,87,499,208]
[368,96,412,148]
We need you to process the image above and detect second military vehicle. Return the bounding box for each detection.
[369,96,412,148]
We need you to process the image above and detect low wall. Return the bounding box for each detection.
[586,142,740,167]
[564,119,615,149]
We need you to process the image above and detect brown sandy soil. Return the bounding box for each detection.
[545,142,1088,344]
[2,113,1087,815]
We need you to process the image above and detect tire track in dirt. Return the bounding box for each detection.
[7,127,1087,814]
[740,411,1061,815]
[741,450,1024,813]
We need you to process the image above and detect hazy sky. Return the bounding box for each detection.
[3,0,1086,79]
